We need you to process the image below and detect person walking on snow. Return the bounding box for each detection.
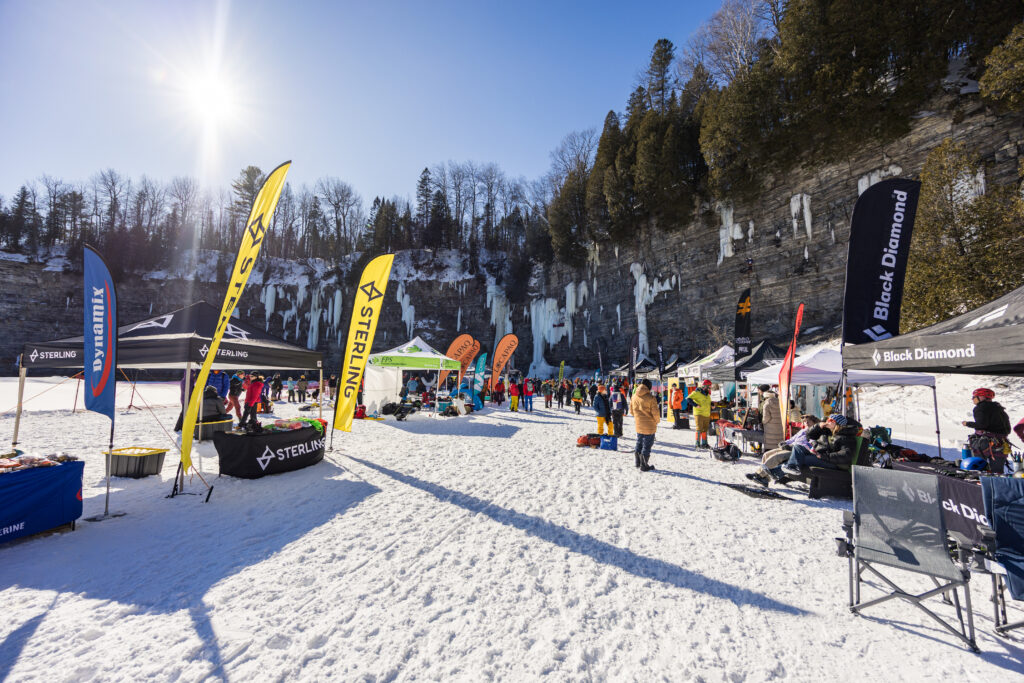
[631,379,659,471]
[542,381,553,408]
[509,379,520,412]
[571,384,584,414]
[593,385,612,436]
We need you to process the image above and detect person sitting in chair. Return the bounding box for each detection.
[745,414,819,487]
[201,386,231,423]
[781,414,860,476]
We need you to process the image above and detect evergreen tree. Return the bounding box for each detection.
[981,21,1024,114]
[586,111,622,236]
[645,38,675,113]
[415,168,432,245]
[903,139,1024,331]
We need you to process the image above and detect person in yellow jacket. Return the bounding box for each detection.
[689,380,713,449]
[630,379,660,471]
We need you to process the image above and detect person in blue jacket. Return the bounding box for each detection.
[593,384,612,435]
[206,369,231,415]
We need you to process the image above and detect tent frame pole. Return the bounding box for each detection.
[319,366,323,421]
[9,358,26,455]
[932,385,943,459]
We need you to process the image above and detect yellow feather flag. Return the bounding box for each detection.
[333,254,394,432]
[180,161,291,470]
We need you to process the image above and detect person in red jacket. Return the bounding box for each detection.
[241,374,265,429]
[522,378,535,412]
[508,379,520,412]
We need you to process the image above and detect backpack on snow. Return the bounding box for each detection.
[712,444,741,461]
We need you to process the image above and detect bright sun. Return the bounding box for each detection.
[184,72,236,127]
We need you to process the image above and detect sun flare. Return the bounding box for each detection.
[183,71,237,128]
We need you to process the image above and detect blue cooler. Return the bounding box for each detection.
[600,436,618,451]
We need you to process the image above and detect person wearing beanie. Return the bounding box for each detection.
[688,382,713,449]
[592,384,612,435]
[781,413,862,475]
[630,379,660,471]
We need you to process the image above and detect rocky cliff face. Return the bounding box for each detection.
[2,98,1021,376]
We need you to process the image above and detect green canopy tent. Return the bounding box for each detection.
[363,336,461,414]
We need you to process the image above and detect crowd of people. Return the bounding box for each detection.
[175,368,328,432]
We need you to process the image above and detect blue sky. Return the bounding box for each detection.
[0,0,720,203]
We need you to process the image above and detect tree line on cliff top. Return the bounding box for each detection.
[0,2,1021,320]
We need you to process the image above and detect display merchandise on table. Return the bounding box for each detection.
[1,456,85,545]
[213,418,327,479]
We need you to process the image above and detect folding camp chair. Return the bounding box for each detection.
[978,476,1024,636]
[836,467,978,651]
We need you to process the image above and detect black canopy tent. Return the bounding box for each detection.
[21,301,322,371]
[10,302,324,453]
[843,285,1024,376]
[706,339,787,383]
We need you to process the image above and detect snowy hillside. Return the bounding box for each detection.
[1,377,1022,680]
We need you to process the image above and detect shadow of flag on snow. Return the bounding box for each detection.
[347,456,809,616]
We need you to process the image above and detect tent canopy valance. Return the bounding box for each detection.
[678,345,734,379]
[21,301,322,371]
[705,339,787,383]
[745,348,935,387]
[842,284,1024,376]
[368,336,460,371]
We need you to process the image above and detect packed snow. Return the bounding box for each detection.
[1,376,1023,681]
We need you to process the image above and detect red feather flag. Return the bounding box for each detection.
[778,303,804,439]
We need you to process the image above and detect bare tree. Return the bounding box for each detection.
[680,0,768,85]
[169,176,198,229]
[549,129,597,181]
[316,176,361,255]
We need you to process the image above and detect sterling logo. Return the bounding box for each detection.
[199,345,248,359]
[28,348,76,363]
[256,437,326,470]
[863,324,892,342]
[129,314,174,332]
[257,446,276,471]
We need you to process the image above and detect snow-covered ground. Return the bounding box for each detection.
[1,377,1022,681]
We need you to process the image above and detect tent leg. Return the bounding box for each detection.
[932,385,942,459]
[9,363,27,455]
[319,368,323,421]
[71,374,81,414]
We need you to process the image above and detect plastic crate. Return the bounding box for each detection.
[106,447,167,478]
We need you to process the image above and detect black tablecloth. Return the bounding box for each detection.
[892,461,988,545]
[213,427,325,479]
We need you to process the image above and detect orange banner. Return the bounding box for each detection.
[439,334,476,387]
[461,339,481,386]
[491,333,519,383]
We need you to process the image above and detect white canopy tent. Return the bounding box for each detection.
[744,348,936,388]
[744,348,943,456]
[677,345,734,379]
[362,336,461,414]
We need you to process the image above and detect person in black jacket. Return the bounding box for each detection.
[782,414,861,474]
[962,387,1011,436]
